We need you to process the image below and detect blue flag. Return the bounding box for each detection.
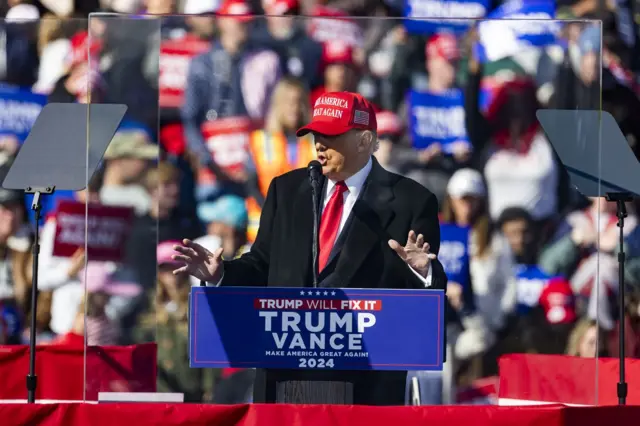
[0,86,47,142]
[404,0,490,34]
[438,224,471,290]
[408,89,471,151]
[476,0,558,63]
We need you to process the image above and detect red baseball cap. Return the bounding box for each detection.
[376,111,402,137]
[264,0,299,15]
[217,0,252,21]
[297,91,377,137]
[539,278,577,325]
[322,40,354,66]
[426,33,460,61]
[68,31,102,68]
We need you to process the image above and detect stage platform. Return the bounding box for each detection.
[1,402,639,426]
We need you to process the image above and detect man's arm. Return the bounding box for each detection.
[411,192,447,291]
[218,178,278,286]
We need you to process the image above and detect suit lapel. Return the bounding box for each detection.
[325,158,395,287]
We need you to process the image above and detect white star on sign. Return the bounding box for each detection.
[300,291,306,296]
[323,291,328,296]
[316,291,321,295]
[331,291,336,296]
[308,291,313,296]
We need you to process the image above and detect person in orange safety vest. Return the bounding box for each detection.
[245,77,316,242]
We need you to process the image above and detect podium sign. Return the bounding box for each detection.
[189,287,445,371]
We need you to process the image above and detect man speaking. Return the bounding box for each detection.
[173,92,447,405]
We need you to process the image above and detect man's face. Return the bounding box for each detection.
[324,64,355,92]
[427,56,457,88]
[114,157,149,183]
[156,179,180,211]
[208,221,243,258]
[186,16,216,38]
[501,218,531,257]
[280,85,304,130]
[218,17,249,45]
[314,131,362,181]
[145,0,174,14]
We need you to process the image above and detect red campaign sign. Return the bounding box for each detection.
[307,6,362,47]
[199,116,256,184]
[52,200,134,262]
[159,36,210,108]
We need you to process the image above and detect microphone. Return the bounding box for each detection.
[308,160,322,288]
[308,160,322,186]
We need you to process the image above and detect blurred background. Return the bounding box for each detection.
[0,0,640,406]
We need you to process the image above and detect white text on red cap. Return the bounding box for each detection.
[315,96,349,108]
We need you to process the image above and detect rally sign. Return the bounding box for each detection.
[199,116,255,185]
[404,0,490,34]
[189,287,445,371]
[476,0,558,63]
[408,89,471,152]
[52,200,134,262]
[514,264,552,315]
[307,6,363,47]
[159,36,210,109]
[438,223,471,289]
[0,86,47,142]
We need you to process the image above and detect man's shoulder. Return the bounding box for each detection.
[382,167,437,202]
[272,167,308,189]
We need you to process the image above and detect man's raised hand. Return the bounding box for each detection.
[172,239,224,284]
[388,230,436,278]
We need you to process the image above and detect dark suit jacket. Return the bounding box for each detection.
[221,157,447,405]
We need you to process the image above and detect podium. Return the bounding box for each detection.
[189,286,445,404]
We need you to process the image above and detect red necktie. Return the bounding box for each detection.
[318,181,348,272]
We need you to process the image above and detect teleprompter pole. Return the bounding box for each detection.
[25,186,55,403]
[606,191,633,406]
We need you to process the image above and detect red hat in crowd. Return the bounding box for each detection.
[68,31,101,68]
[297,91,377,137]
[322,40,355,67]
[263,0,299,15]
[217,0,252,21]
[376,110,403,137]
[539,277,577,325]
[426,33,460,61]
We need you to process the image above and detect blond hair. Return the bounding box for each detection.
[38,14,65,54]
[144,161,179,191]
[566,318,600,356]
[264,77,310,134]
[139,272,191,332]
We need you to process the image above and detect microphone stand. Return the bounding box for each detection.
[310,179,320,288]
[308,160,322,288]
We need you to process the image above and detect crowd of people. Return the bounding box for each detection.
[2,0,640,405]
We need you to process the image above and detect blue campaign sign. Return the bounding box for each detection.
[0,86,47,142]
[439,223,471,289]
[408,89,471,152]
[476,0,559,63]
[189,287,445,371]
[404,0,489,35]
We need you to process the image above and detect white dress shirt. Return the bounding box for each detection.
[210,157,432,286]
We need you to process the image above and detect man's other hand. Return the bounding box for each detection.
[388,230,436,278]
[172,239,224,283]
